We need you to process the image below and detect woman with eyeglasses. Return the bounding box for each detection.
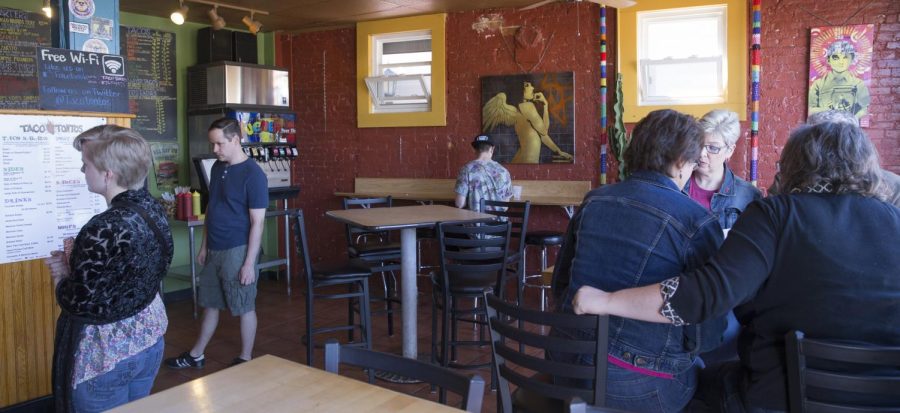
[550,110,728,412]
[684,110,761,231]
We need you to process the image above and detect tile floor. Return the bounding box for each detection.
[155,275,553,413]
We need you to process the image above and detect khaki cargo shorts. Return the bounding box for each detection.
[198,245,257,316]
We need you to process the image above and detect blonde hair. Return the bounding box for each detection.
[698,110,741,147]
[73,125,151,190]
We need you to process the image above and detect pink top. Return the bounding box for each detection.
[688,176,716,210]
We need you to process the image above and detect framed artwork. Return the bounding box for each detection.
[808,25,875,127]
[481,72,575,164]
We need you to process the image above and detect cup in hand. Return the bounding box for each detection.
[512,185,523,200]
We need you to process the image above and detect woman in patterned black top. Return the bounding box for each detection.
[44,125,173,413]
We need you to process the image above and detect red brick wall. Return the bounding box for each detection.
[282,4,613,264]
[754,0,900,189]
[281,0,899,265]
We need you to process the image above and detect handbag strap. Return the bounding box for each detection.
[115,200,171,258]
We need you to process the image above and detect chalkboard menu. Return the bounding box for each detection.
[121,26,177,141]
[0,7,51,109]
[37,46,129,113]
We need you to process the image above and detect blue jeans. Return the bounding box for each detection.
[548,347,698,413]
[72,338,164,413]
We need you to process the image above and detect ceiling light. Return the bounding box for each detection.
[170,1,189,25]
[242,12,262,35]
[208,6,225,30]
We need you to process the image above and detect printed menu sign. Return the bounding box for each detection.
[0,114,106,265]
[0,7,51,109]
[121,26,177,141]
[36,46,129,113]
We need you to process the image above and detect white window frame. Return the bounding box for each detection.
[366,30,432,113]
[637,5,727,106]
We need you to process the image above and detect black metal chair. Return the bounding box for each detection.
[431,221,511,379]
[291,210,372,367]
[324,339,486,412]
[484,292,615,413]
[342,196,402,337]
[785,330,900,412]
[480,199,530,305]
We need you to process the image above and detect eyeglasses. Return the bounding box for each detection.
[703,144,728,154]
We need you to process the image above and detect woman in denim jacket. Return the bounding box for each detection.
[683,110,761,231]
[551,109,727,412]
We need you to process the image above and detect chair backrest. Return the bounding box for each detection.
[480,199,530,256]
[785,330,900,412]
[342,196,393,246]
[290,209,315,285]
[324,340,485,412]
[436,221,511,294]
[484,292,609,411]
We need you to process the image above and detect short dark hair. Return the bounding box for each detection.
[208,118,243,141]
[624,109,703,176]
[473,142,493,153]
[779,122,886,199]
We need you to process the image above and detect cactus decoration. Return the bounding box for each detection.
[608,73,630,181]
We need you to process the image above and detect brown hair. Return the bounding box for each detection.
[208,117,243,141]
[779,122,886,199]
[73,125,151,190]
[624,109,703,176]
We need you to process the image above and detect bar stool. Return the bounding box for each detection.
[524,230,563,311]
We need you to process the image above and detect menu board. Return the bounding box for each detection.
[0,7,51,109]
[0,114,107,265]
[37,46,129,113]
[121,26,177,141]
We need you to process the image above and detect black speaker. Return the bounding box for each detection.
[197,28,234,63]
[232,31,258,64]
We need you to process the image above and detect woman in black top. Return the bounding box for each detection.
[571,122,900,412]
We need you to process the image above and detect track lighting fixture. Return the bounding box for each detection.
[242,12,262,35]
[42,0,52,18]
[171,1,268,33]
[170,0,188,25]
[208,6,225,30]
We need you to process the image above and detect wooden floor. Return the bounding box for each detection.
[155,274,552,413]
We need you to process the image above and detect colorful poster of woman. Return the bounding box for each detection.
[808,25,875,127]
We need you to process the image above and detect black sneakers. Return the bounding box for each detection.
[229,357,249,367]
[164,352,205,369]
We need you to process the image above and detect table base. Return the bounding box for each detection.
[373,354,433,384]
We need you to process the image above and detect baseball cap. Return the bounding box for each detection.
[471,134,495,148]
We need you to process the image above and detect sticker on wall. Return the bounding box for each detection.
[82,38,109,53]
[807,24,875,128]
[69,0,95,19]
[69,22,89,34]
[481,72,575,164]
[91,17,113,40]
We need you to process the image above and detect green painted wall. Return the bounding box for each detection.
[6,1,280,287]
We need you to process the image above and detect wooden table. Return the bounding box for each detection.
[335,177,590,217]
[326,205,496,359]
[109,355,460,413]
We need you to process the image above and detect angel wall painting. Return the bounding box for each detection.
[808,25,875,127]
[482,72,575,164]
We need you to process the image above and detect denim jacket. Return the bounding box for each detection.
[683,165,762,229]
[554,171,726,375]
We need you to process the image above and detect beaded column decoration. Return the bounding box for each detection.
[600,6,609,185]
[750,0,762,186]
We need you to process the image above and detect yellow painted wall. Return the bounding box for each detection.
[617,0,748,121]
